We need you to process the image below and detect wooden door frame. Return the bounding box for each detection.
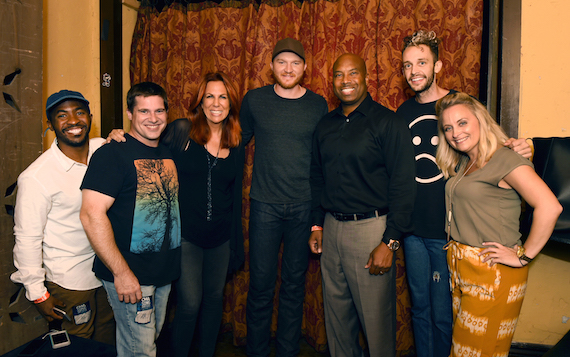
[100,0,123,137]
[481,0,521,138]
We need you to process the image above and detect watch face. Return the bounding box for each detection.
[389,240,400,251]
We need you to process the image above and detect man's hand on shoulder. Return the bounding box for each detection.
[36,295,66,322]
[505,137,532,159]
[104,129,126,144]
[365,242,393,275]
[114,270,142,304]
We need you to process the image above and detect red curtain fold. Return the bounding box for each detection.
[130,0,483,354]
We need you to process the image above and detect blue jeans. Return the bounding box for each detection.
[246,199,311,357]
[404,235,452,357]
[171,239,230,357]
[102,280,171,357]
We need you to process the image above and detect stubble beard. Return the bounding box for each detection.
[274,72,303,90]
[410,71,435,95]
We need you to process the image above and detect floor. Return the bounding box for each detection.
[157,329,330,357]
[207,332,329,357]
[157,329,556,357]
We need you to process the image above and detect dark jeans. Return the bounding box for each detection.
[171,239,230,357]
[404,235,452,357]
[246,199,311,357]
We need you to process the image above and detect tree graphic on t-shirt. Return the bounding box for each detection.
[131,158,180,254]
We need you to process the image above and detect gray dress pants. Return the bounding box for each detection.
[321,213,396,357]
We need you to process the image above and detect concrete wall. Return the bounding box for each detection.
[0,1,46,353]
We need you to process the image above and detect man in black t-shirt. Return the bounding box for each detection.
[397,30,454,357]
[80,82,181,357]
[397,30,531,357]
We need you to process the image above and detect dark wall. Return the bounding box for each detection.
[0,0,48,353]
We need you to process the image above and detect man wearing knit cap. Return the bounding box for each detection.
[11,90,115,344]
[240,38,328,356]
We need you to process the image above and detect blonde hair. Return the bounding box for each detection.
[435,92,508,178]
[402,30,440,61]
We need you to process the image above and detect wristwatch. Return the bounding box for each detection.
[516,245,533,263]
[383,238,400,252]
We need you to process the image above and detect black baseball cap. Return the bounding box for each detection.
[272,38,305,61]
[46,90,90,119]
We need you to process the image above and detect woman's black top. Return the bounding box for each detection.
[161,118,245,272]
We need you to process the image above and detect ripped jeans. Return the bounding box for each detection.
[404,235,452,357]
[102,280,171,357]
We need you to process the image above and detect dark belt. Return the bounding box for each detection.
[329,207,389,221]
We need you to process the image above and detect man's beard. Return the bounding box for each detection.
[410,71,435,95]
[273,72,303,89]
[55,126,90,147]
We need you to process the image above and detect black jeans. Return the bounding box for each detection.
[246,199,311,357]
[171,239,230,357]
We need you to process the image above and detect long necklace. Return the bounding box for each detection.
[446,159,476,241]
[205,142,221,222]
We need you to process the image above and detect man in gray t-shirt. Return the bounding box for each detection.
[240,38,328,357]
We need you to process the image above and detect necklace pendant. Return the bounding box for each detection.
[205,147,220,222]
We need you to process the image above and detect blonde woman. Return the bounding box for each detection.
[435,92,562,356]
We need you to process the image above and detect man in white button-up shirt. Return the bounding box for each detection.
[10,90,114,345]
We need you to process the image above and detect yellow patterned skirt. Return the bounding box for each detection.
[446,240,528,357]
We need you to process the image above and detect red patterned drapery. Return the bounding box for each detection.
[130,0,483,354]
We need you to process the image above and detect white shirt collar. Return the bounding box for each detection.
[51,138,96,172]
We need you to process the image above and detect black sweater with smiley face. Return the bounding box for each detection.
[396,89,457,239]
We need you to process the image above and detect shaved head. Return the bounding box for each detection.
[332,53,369,115]
[333,53,367,77]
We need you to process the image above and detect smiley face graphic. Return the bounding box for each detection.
[409,114,443,184]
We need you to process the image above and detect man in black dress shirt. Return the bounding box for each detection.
[309,53,416,357]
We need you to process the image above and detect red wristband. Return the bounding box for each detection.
[34,291,50,304]
[311,225,323,232]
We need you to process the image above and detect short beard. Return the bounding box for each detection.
[410,71,435,95]
[55,127,90,147]
[273,72,303,90]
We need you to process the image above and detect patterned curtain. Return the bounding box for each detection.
[131,0,483,354]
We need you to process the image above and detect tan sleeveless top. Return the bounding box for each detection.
[445,147,533,248]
